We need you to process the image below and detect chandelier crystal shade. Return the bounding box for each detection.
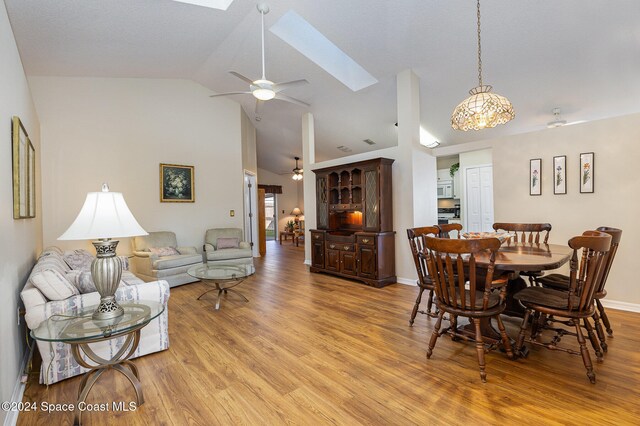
[451,0,514,131]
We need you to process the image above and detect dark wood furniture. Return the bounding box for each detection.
[311,158,395,287]
[492,222,552,285]
[422,236,514,382]
[514,231,612,384]
[538,226,622,352]
[279,231,295,244]
[437,223,462,238]
[406,226,440,325]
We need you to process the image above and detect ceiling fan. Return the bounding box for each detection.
[209,2,310,117]
[547,108,585,128]
[279,156,304,180]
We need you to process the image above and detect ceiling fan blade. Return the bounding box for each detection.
[255,99,265,116]
[229,71,255,85]
[273,79,309,92]
[209,92,252,98]
[274,93,310,108]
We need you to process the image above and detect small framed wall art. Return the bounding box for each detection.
[553,155,567,195]
[12,116,36,219]
[579,152,594,193]
[529,158,542,196]
[160,163,195,202]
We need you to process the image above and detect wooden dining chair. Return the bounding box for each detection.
[437,223,462,239]
[422,236,514,382]
[538,227,622,351]
[406,226,440,325]
[493,223,552,285]
[514,231,612,384]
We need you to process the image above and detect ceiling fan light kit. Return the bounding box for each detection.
[451,0,514,131]
[547,107,567,128]
[292,156,303,180]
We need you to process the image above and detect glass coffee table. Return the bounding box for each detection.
[30,301,164,425]
[188,263,253,310]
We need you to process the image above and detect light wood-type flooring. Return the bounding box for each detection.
[19,241,640,425]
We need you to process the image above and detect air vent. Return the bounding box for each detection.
[337,146,352,152]
[363,139,376,145]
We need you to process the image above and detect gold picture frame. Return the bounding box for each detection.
[160,163,195,202]
[12,116,36,219]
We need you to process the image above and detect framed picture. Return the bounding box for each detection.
[579,152,594,193]
[12,116,36,219]
[160,163,194,202]
[529,158,542,196]
[553,155,567,195]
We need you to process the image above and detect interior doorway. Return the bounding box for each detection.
[265,193,277,241]
[465,165,494,232]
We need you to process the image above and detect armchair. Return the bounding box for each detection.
[204,228,255,275]
[131,231,201,287]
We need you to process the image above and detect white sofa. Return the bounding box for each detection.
[131,231,202,287]
[204,228,255,275]
[20,246,170,385]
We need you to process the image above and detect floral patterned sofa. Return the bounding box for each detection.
[20,246,170,384]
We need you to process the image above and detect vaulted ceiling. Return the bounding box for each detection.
[5,0,640,174]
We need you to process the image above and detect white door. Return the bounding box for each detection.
[465,165,494,233]
[243,172,259,257]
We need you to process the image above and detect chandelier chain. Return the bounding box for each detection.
[477,0,482,87]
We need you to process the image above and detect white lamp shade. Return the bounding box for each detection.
[291,207,303,216]
[59,190,147,240]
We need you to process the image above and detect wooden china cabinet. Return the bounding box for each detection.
[310,158,395,288]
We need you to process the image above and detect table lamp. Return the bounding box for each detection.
[290,207,303,223]
[59,184,148,320]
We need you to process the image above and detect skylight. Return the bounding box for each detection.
[270,11,378,92]
[171,0,234,11]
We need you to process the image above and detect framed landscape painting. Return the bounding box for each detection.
[12,116,36,219]
[553,155,567,195]
[530,158,542,196]
[580,152,594,193]
[160,163,194,202]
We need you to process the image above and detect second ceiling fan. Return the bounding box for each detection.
[210,2,310,116]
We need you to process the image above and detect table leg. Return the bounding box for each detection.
[504,275,528,318]
[70,330,143,425]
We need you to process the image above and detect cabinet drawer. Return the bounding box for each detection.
[340,244,355,252]
[311,232,324,241]
[357,236,375,246]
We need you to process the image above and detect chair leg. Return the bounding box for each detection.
[450,315,459,341]
[596,299,613,336]
[515,309,532,354]
[426,311,444,359]
[426,289,435,315]
[575,321,596,384]
[409,286,426,326]
[495,315,514,360]
[583,318,603,362]
[473,319,487,383]
[592,311,608,352]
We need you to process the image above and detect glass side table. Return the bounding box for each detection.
[188,263,253,310]
[31,301,164,425]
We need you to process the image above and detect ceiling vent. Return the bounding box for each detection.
[363,139,376,145]
[337,145,352,152]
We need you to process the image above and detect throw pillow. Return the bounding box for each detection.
[30,269,79,300]
[149,246,180,256]
[66,270,97,294]
[216,237,239,249]
[63,249,94,271]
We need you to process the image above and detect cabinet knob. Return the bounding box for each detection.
[344,246,350,251]
[329,244,336,249]
[362,238,370,244]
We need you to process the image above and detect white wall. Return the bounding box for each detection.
[0,4,42,423]
[241,109,257,175]
[29,77,247,253]
[257,168,303,233]
[435,113,640,307]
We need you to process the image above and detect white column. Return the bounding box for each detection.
[302,112,315,264]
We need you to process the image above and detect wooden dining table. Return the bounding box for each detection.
[459,241,573,346]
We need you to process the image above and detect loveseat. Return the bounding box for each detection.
[131,231,202,287]
[204,228,255,275]
[20,247,170,385]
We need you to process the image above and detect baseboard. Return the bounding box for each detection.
[3,344,34,426]
[395,277,416,286]
[303,259,311,266]
[600,299,640,313]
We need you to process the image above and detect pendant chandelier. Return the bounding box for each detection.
[451,0,514,131]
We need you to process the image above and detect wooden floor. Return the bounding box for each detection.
[19,241,640,425]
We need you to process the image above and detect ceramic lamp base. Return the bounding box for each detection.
[91,239,125,320]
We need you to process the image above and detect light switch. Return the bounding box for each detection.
[230,210,235,217]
